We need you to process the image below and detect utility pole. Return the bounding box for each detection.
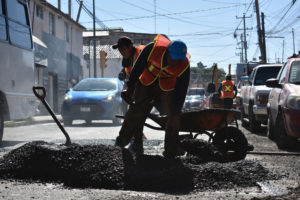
[282,40,285,63]
[236,14,252,63]
[76,0,83,23]
[292,28,295,54]
[261,12,267,63]
[255,0,266,63]
[240,34,244,62]
[68,0,71,17]
[58,0,61,10]
[93,0,96,77]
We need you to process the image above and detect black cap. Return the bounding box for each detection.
[112,36,133,49]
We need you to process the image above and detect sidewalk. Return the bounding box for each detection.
[4,115,62,127]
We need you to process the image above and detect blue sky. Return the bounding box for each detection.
[48,0,300,74]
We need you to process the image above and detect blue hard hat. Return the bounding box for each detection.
[167,40,187,60]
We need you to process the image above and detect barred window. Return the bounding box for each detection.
[36,5,43,19]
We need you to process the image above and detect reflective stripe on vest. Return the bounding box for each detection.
[139,34,190,91]
[221,80,234,98]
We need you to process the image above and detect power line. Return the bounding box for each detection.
[118,0,246,27]
[75,0,108,29]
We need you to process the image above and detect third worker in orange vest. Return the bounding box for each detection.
[218,75,237,109]
[112,36,145,114]
[112,36,145,82]
[115,34,190,158]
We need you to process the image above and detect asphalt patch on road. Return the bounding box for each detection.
[0,140,280,193]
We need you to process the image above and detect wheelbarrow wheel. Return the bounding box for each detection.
[212,127,248,162]
[63,118,72,126]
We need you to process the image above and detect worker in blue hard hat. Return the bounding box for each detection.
[115,34,190,158]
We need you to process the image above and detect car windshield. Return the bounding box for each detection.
[254,67,281,85]
[289,61,300,84]
[73,79,117,91]
[187,88,205,96]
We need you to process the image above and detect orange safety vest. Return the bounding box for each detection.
[139,35,190,91]
[124,45,145,80]
[221,80,234,98]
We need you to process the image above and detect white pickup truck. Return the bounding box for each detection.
[240,64,283,132]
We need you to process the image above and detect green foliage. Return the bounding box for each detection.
[190,65,226,88]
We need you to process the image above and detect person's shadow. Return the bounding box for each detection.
[122,149,194,193]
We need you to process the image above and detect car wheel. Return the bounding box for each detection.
[0,108,4,145]
[63,118,73,126]
[240,104,247,128]
[274,114,296,149]
[249,105,260,133]
[85,119,92,125]
[213,127,248,162]
[267,115,275,140]
[112,106,122,125]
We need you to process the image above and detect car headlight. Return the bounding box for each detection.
[64,94,72,101]
[102,94,115,102]
[287,93,300,110]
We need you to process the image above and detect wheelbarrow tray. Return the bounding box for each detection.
[148,108,240,132]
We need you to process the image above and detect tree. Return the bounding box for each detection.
[197,61,206,68]
[190,64,226,90]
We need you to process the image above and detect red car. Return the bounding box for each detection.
[266,54,300,149]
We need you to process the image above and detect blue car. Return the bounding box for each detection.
[61,78,125,126]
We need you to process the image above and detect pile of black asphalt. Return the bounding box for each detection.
[0,139,280,193]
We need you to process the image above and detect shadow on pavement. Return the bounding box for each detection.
[0,140,26,148]
[68,121,122,128]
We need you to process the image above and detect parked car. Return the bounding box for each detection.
[235,76,249,109]
[183,88,205,111]
[240,64,283,132]
[266,54,300,148]
[61,78,124,126]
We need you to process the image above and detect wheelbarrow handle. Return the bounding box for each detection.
[32,86,46,100]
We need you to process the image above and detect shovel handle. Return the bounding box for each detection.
[32,86,46,100]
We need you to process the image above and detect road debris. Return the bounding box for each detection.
[0,140,280,192]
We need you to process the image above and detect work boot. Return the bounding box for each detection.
[127,140,144,155]
[115,136,125,148]
[163,146,185,159]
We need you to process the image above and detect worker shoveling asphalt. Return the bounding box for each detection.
[0,140,280,193]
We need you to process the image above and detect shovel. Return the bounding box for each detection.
[32,86,71,146]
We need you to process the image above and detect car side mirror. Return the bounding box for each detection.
[266,78,282,89]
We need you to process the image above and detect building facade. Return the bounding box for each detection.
[28,0,85,113]
[83,28,157,78]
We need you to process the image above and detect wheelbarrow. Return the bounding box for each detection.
[119,108,253,161]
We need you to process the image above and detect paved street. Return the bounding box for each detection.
[1,118,166,156]
[1,118,300,200]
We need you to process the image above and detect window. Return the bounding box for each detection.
[6,0,31,49]
[289,61,300,84]
[0,0,3,15]
[6,0,28,25]
[0,0,6,41]
[254,67,282,85]
[249,69,256,83]
[279,63,288,84]
[36,5,43,19]
[64,22,69,42]
[49,13,55,35]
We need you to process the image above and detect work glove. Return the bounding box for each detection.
[121,88,134,105]
[118,71,126,81]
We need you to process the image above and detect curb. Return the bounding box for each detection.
[4,116,62,128]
